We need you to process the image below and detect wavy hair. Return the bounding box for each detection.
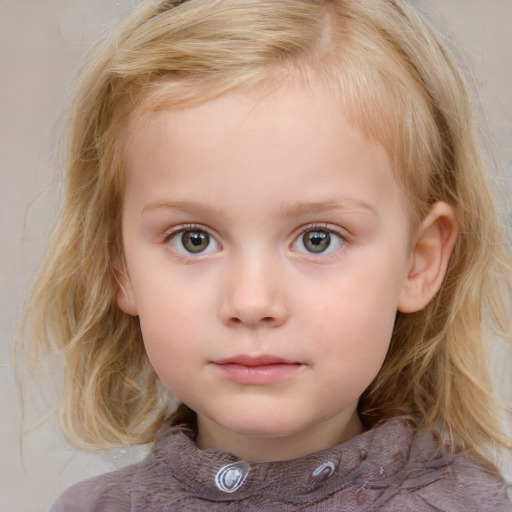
[18,0,511,457]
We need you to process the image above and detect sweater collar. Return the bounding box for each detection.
[150,416,448,505]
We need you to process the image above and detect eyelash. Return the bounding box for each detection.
[163,224,207,243]
[295,223,346,239]
[292,223,347,255]
[162,223,348,257]
[163,223,220,254]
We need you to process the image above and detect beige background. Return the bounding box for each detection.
[1,1,511,511]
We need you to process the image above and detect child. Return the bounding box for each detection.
[19,0,511,510]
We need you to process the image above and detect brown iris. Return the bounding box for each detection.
[181,230,210,253]
[302,230,331,253]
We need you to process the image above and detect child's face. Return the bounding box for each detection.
[118,82,414,461]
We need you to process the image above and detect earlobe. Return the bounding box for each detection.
[112,251,139,316]
[398,202,458,313]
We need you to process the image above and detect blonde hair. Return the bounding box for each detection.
[18,0,511,457]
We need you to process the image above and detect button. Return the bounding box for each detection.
[310,461,336,482]
[214,461,250,493]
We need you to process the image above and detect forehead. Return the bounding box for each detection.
[121,82,407,226]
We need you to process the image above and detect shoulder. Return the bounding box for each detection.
[47,463,139,512]
[47,424,196,512]
[411,451,511,512]
[378,428,512,512]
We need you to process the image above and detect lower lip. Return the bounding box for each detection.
[213,363,303,385]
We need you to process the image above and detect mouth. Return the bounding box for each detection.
[212,355,304,385]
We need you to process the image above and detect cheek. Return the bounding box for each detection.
[133,282,197,358]
[305,264,402,363]
[139,312,200,396]
[311,296,395,402]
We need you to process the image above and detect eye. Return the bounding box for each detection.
[169,228,220,255]
[291,228,344,255]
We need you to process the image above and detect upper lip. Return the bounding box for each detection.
[213,355,298,366]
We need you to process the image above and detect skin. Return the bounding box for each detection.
[116,82,457,462]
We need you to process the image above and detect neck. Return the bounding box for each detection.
[195,410,364,462]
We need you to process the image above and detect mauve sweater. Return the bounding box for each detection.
[49,417,511,511]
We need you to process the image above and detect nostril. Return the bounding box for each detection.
[226,315,279,327]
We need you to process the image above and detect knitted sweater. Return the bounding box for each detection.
[49,417,511,511]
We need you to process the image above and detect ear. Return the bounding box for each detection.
[112,249,139,316]
[398,202,458,313]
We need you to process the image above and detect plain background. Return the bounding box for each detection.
[1,1,511,511]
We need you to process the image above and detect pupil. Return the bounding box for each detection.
[183,231,209,253]
[304,231,330,253]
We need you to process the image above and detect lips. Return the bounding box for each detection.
[212,355,303,385]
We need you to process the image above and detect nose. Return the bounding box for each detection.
[218,253,288,328]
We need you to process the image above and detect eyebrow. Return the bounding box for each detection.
[277,199,376,217]
[142,200,225,216]
[142,198,376,217]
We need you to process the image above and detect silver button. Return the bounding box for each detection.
[311,461,336,481]
[214,461,250,493]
